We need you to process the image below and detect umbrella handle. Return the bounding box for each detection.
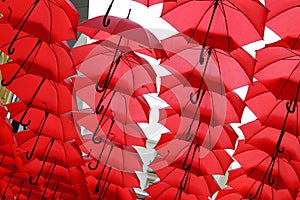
[286,81,300,113]
[7,0,40,55]
[267,159,276,185]
[26,111,49,160]
[248,181,264,199]
[29,138,54,185]
[103,0,115,27]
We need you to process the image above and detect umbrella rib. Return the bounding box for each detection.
[228,0,265,38]
[219,2,231,52]
[188,2,215,42]
[276,60,300,99]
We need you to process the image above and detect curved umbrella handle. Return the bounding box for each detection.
[2,39,42,87]
[26,111,49,160]
[7,0,40,55]
[267,159,276,185]
[103,0,115,27]
[29,138,54,185]
[181,144,199,170]
[248,181,264,199]
[286,81,300,113]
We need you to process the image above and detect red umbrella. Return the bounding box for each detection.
[73,77,151,122]
[240,120,300,162]
[158,111,238,149]
[7,101,80,144]
[16,130,83,168]
[254,42,300,101]
[84,159,140,189]
[0,21,75,85]
[87,175,137,200]
[80,134,143,173]
[149,164,220,197]
[224,168,298,199]
[153,139,233,176]
[145,181,213,200]
[0,0,79,54]
[161,0,268,58]
[73,108,147,146]
[245,82,299,137]
[0,68,74,126]
[160,34,256,93]
[72,42,156,113]
[215,188,244,200]
[234,141,300,191]
[266,0,300,49]
[159,77,245,126]
[78,15,164,58]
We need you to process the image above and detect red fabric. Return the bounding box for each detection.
[255,44,300,101]
[162,0,268,52]
[71,44,157,96]
[145,181,212,200]
[266,0,300,49]
[157,112,238,149]
[234,141,300,190]
[78,16,166,59]
[7,102,80,142]
[240,120,300,161]
[160,34,255,91]
[0,0,79,43]
[226,168,298,200]
[73,108,147,147]
[84,160,140,188]
[0,21,76,82]
[159,77,245,125]
[245,82,300,136]
[153,139,233,176]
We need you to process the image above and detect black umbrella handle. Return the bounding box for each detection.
[199,0,219,64]
[191,48,211,104]
[286,81,300,113]
[29,138,54,185]
[26,111,50,160]
[7,0,40,55]
[103,0,115,27]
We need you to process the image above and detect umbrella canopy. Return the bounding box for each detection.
[84,159,140,188]
[161,0,268,53]
[158,111,238,150]
[15,130,84,168]
[160,34,256,92]
[240,120,300,162]
[159,77,245,126]
[145,181,212,200]
[78,15,165,59]
[254,42,300,101]
[0,0,79,47]
[153,139,233,176]
[80,134,143,173]
[0,20,75,83]
[73,77,151,123]
[245,82,300,137]
[0,68,74,117]
[7,102,80,142]
[234,140,300,191]
[73,108,147,147]
[224,168,298,200]
[72,42,157,97]
[266,0,300,49]
[149,164,220,197]
[87,175,137,200]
